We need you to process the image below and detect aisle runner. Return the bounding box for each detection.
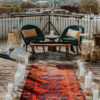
[20,65,85,100]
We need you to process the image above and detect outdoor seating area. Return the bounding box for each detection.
[0,13,100,100]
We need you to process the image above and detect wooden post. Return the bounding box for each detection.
[30,46,35,60]
[48,14,51,33]
[7,27,20,45]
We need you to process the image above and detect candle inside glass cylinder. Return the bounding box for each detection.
[8,83,13,94]
[93,89,99,100]
[88,71,92,78]
[50,30,54,36]
[85,75,92,89]
[79,62,84,70]
[14,72,21,87]
[77,60,81,67]
[91,82,96,91]
[80,67,85,76]
[5,93,12,100]
[18,63,22,72]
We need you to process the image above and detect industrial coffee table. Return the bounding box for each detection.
[30,42,71,59]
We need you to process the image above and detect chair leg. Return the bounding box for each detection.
[43,46,45,52]
[23,44,25,47]
[79,45,81,51]
[26,45,27,51]
[76,46,78,54]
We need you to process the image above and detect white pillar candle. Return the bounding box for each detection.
[18,63,22,72]
[80,67,85,76]
[85,75,92,88]
[21,64,26,73]
[21,65,26,75]
[92,41,95,49]
[14,72,21,87]
[93,89,99,100]
[91,82,96,91]
[18,63,26,75]
[77,60,81,67]
[19,64,26,82]
[88,71,92,78]
[20,65,26,81]
[5,93,12,100]
[18,63,25,82]
[7,83,13,95]
[88,71,92,76]
[79,62,84,70]
[25,55,28,65]
[88,71,93,83]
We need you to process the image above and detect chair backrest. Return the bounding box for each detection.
[59,25,84,43]
[20,24,45,45]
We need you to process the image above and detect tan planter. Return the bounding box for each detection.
[93,48,100,60]
[90,49,97,62]
[12,27,19,34]
[7,27,21,45]
[80,53,90,61]
[93,34,100,47]
[81,40,92,54]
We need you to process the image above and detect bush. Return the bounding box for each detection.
[0,1,36,13]
[76,0,99,14]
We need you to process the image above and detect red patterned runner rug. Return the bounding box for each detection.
[20,65,85,100]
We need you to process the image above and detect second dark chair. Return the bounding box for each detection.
[59,25,84,54]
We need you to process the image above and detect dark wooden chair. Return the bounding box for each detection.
[20,24,45,51]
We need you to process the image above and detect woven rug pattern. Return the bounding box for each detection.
[20,65,85,100]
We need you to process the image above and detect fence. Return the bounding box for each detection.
[0,13,100,42]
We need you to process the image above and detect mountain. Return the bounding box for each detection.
[48,0,80,6]
[0,0,98,5]
[0,0,23,3]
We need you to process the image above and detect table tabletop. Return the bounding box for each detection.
[30,42,71,47]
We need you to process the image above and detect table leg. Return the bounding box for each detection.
[48,46,56,52]
[48,39,56,52]
[66,47,69,58]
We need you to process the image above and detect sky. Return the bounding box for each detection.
[23,0,27,1]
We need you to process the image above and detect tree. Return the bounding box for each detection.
[40,3,48,8]
[19,1,36,10]
[76,0,99,14]
[0,1,36,13]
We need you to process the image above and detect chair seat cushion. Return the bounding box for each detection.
[22,29,37,38]
[63,38,79,46]
[66,29,82,39]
